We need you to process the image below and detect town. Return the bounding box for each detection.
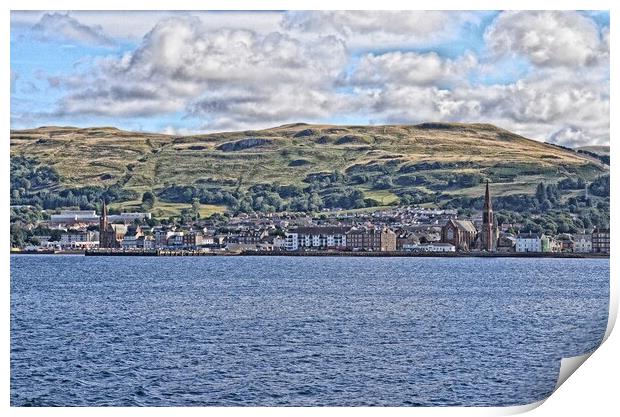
[11,182,610,256]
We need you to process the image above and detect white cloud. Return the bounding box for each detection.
[31,12,114,47]
[549,126,595,147]
[484,11,608,68]
[282,11,482,49]
[347,66,609,146]
[53,16,348,129]
[350,51,477,87]
[12,10,284,43]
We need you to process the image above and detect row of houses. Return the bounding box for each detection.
[28,223,610,254]
[514,229,610,253]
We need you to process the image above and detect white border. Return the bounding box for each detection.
[2,1,616,416]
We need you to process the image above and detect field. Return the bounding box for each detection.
[109,200,227,218]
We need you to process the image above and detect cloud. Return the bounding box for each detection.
[346,65,609,146]
[349,51,477,88]
[282,11,481,49]
[31,12,114,47]
[549,126,595,147]
[52,15,349,130]
[484,11,608,67]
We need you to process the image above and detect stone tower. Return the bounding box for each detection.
[481,181,499,252]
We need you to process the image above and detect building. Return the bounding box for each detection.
[137,235,156,250]
[154,229,173,248]
[516,232,544,253]
[479,181,499,252]
[548,237,562,253]
[60,231,99,245]
[99,201,121,248]
[285,226,350,251]
[120,225,143,249]
[402,242,456,252]
[167,232,185,248]
[233,229,269,244]
[592,228,610,254]
[557,235,574,252]
[441,219,477,251]
[396,230,419,250]
[573,232,593,253]
[497,233,516,252]
[272,236,287,250]
[346,227,397,251]
[50,210,99,226]
[182,231,204,248]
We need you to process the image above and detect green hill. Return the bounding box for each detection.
[10,123,608,216]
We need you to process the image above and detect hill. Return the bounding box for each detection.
[10,123,608,217]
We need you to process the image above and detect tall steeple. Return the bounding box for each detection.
[483,180,493,225]
[99,200,110,248]
[100,200,108,231]
[481,180,497,251]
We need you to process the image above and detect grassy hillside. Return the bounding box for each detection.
[10,123,608,215]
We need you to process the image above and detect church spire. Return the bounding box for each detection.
[100,199,108,232]
[484,180,492,211]
[481,180,497,252]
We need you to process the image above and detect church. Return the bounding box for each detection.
[440,218,477,251]
[441,180,499,252]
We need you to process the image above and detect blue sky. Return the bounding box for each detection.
[10,10,610,146]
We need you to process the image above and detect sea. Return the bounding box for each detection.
[10,255,609,406]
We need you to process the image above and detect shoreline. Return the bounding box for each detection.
[10,250,610,259]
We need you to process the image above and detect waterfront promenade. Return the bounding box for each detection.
[10,249,610,259]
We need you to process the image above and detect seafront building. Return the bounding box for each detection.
[592,228,610,253]
[402,242,456,252]
[345,227,397,252]
[285,226,350,251]
[515,232,545,253]
[573,232,593,253]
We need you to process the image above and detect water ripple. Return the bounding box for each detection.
[11,256,608,406]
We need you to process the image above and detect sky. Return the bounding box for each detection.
[10,10,610,147]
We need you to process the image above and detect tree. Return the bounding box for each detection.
[141,191,156,210]
[535,182,547,204]
[49,229,63,242]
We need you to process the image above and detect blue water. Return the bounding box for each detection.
[10,255,609,406]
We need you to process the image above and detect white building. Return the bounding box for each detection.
[285,226,350,251]
[273,236,287,250]
[573,233,593,253]
[516,232,544,253]
[402,242,455,252]
[50,210,99,226]
[60,231,99,245]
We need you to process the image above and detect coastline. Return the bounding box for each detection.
[9,250,610,259]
